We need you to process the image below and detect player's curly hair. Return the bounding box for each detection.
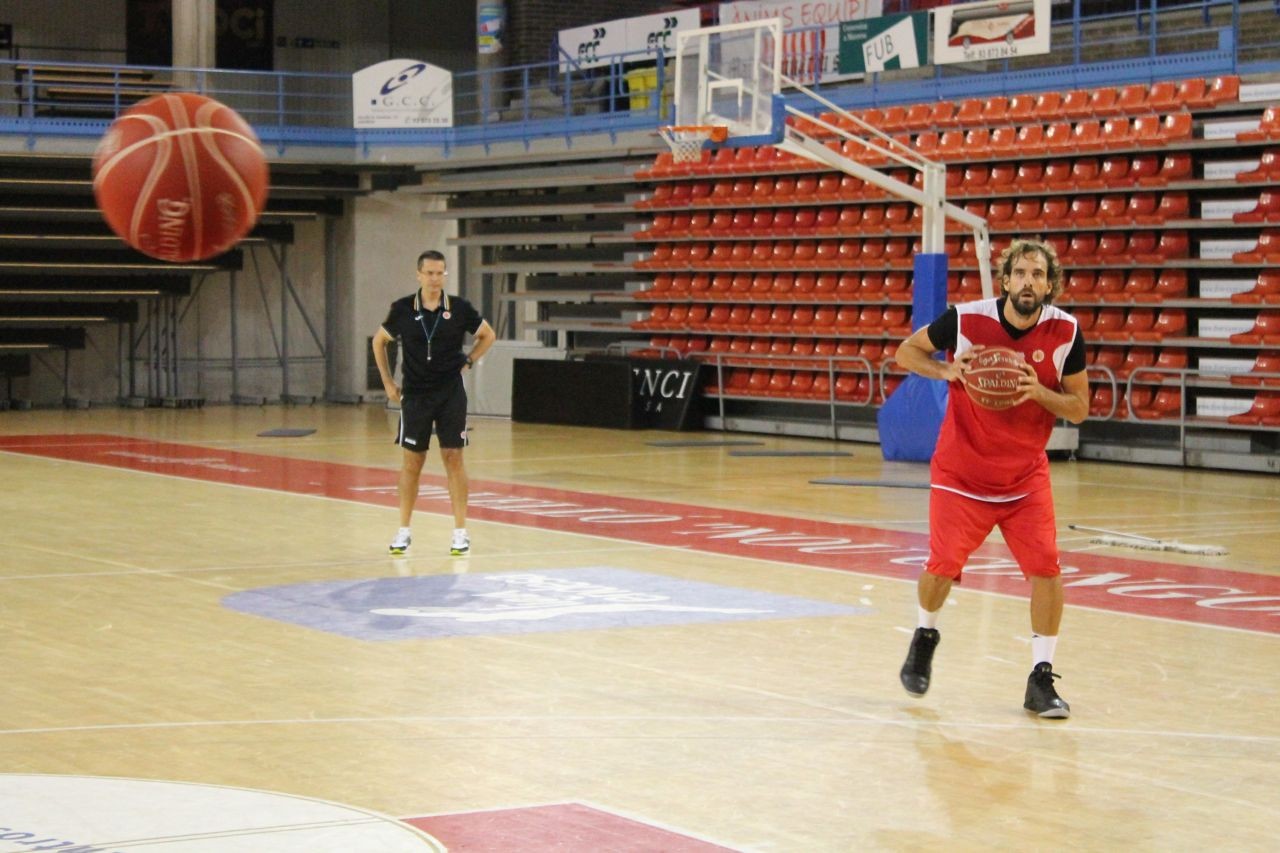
[996,238,1063,304]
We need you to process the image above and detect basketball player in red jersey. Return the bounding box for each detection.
[894,238,1089,718]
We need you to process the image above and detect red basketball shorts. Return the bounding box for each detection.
[926,484,1060,581]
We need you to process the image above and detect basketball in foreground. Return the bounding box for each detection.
[92,92,268,262]
[963,346,1026,410]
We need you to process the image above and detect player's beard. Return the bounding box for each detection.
[1010,287,1044,318]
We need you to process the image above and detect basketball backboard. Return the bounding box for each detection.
[672,18,783,145]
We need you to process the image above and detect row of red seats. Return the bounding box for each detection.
[829,77,1239,134]
[1089,346,1280,387]
[633,303,912,336]
[642,110,1196,179]
[635,271,914,301]
[643,334,901,367]
[1088,346,1185,380]
[1061,270,1188,304]
[640,75,1239,176]
[1088,386,1280,426]
[636,270,1270,310]
[857,114,1195,163]
[1088,385,1182,420]
[638,191,1192,239]
[1071,307,1187,342]
[706,368,904,404]
[636,152,1193,209]
[637,230,1189,270]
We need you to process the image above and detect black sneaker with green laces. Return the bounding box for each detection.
[899,627,940,696]
[1024,662,1071,718]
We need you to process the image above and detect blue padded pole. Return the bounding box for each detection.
[875,252,949,461]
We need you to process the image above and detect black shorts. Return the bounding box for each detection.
[397,380,468,451]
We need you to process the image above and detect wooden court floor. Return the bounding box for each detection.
[1,405,1277,851]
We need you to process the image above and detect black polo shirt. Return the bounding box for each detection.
[381,290,483,392]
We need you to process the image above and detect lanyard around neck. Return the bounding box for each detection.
[414,290,450,361]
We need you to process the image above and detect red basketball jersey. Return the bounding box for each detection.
[932,298,1080,500]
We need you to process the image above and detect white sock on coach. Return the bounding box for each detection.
[918,606,939,630]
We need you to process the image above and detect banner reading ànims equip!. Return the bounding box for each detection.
[933,0,1051,65]
[719,0,884,85]
[352,59,453,128]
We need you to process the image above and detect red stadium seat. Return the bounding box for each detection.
[1100,117,1132,148]
[1145,81,1179,112]
[1033,91,1064,120]
[1071,119,1104,152]
[1153,270,1188,300]
[1071,157,1104,190]
[1088,87,1121,116]
[1134,388,1183,421]
[1061,89,1092,119]
[1233,190,1280,224]
[1227,393,1280,427]
[1230,351,1280,387]
[1121,270,1157,302]
[1116,83,1148,114]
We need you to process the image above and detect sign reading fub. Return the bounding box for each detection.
[838,12,928,74]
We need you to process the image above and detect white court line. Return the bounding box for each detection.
[2,712,1277,745]
[2,449,1275,641]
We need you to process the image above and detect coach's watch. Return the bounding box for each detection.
[464,356,473,368]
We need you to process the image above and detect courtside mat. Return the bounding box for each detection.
[257,428,317,437]
[809,478,929,488]
[646,440,765,447]
[730,450,852,458]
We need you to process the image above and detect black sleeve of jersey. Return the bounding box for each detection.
[460,298,483,335]
[925,307,959,353]
[381,300,403,338]
[1063,328,1086,376]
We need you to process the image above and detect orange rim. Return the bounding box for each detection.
[662,125,729,143]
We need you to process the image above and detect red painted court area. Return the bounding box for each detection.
[2,433,1277,635]
[404,803,736,852]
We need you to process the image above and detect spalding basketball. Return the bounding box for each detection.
[92,93,268,262]
[963,346,1027,410]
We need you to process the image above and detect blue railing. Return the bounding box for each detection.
[0,0,1273,157]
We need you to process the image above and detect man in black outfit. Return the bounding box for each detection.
[372,250,496,556]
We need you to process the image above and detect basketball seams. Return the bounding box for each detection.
[193,100,261,253]
[165,95,205,260]
[128,129,173,252]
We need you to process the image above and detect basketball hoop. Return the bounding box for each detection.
[659,125,729,163]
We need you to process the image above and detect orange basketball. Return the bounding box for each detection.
[92,93,268,262]
[962,346,1026,410]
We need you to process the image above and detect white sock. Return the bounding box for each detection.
[454,527,467,537]
[918,606,939,630]
[1032,634,1058,667]
[398,526,411,535]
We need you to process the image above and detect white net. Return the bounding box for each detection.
[660,126,715,163]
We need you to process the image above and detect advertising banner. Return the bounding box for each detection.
[838,12,928,74]
[352,59,452,128]
[477,3,504,55]
[558,8,701,71]
[719,0,884,84]
[933,0,1050,65]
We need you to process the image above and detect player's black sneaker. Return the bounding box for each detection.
[1024,662,1071,718]
[899,627,940,696]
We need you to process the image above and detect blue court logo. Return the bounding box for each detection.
[222,567,866,640]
